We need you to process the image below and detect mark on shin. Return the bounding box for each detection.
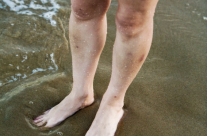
[75,46,79,48]
[114,96,117,98]
[127,52,132,56]
[139,54,145,62]
[127,52,133,57]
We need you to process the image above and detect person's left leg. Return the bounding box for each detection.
[86,0,159,135]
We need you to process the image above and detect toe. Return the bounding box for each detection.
[34,109,51,121]
[34,117,44,123]
[36,120,47,127]
[34,115,44,120]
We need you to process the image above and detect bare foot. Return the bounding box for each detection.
[85,99,124,136]
[33,90,94,128]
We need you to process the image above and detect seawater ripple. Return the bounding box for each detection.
[0,52,59,87]
[0,72,65,102]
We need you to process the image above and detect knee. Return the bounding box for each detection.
[115,6,154,37]
[71,0,110,20]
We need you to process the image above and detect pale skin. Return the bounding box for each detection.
[34,0,159,135]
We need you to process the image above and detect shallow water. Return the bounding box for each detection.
[0,0,207,136]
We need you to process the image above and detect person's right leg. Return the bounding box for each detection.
[34,0,111,128]
[86,0,159,135]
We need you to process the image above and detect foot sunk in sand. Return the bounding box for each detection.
[33,91,94,128]
[86,101,124,136]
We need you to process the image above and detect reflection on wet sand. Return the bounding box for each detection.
[0,0,207,136]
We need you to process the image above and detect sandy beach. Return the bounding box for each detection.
[0,0,207,136]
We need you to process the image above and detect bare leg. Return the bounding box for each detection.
[34,0,110,128]
[86,0,159,135]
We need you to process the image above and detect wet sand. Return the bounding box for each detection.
[0,0,207,136]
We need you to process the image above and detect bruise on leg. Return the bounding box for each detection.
[127,52,133,57]
[70,33,83,51]
[139,54,145,62]
[71,0,110,21]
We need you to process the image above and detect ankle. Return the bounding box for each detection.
[70,87,94,100]
[101,92,124,109]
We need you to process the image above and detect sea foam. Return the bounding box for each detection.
[0,0,60,26]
